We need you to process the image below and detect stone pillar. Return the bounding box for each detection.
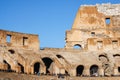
[30,66,34,74]
[26,66,32,74]
[69,69,76,76]
[3,64,7,70]
[83,66,90,76]
[15,65,20,73]
[99,68,104,76]
[113,67,119,76]
[60,68,65,74]
[40,65,46,74]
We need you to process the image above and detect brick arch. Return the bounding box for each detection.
[73,44,82,49]
[30,59,45,74]
[41,56,55,61]
[99,54,109,62]
[113,54,120,57]
[8,49,15,54]
[30,59,45,67]
[89,64,99,76]
[56,54,64,59]
[113,54,120,66]
[76,65,84,76]
[42,57,54,74]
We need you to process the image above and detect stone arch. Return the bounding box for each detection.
[56,54,64,59]
[118,67,120,73]
[42,57,53,74]
[73,44,82,49]
[34,62,40,74]
[76,65,84,76]
[113,54,120,74]
[30,59,45,74]
[99,54,109,63]
[18,63,24,73]
[90,65,99,76]
[113,54,120,63]
[8,49,15,54]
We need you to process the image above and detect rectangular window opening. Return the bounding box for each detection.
[105,18,110,24]
[91,32,95,36]
[112,40,118,49]
[6,34,11,43]
[23,37,28,46]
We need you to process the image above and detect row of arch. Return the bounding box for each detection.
[3,49,120,77]
[76,65,98,76]
[4,49,65,75]
[1,60,24,73]
[1,57,55,75]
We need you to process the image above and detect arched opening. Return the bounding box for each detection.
[42,57,53,74]
[34,62,40,74]
[8,49,15,54]
[99,55,109,63]
[113,54,120,62]
[74,44,82,49]
[118,67,120,73]
[56,55,64,59]
[90,65,99,76]
[113,54,120,57]
[76,65,84,76]
[18,63,24,73]
[3,60,12,72]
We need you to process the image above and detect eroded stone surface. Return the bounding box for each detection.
[0,3,120,78]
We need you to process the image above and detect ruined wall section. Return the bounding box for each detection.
[97,3,120,16]
[0,29,40,50]
[97,4,120,38]
[72,6,105,30]
[65,3,120,50]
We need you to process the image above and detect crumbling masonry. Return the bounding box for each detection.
[0,3,120,77]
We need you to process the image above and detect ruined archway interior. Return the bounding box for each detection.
[42,57,53,74]
[34,62,40,74]
[3,60,11,72]
[76,65,84,76]
[90,65,98,76]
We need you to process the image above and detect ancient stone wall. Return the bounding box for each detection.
[0,29,40,50]
[0,3,120,79]
[65,3,120,50]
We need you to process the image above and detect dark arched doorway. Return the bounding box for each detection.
[18,63,24,73]
[118,67,120,73]
[90,65,99,76]
[42,57,53,74]
[34,62,40,74]
[76,65,84,76]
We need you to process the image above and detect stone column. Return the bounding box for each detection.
[15,65,20,73]
[113,67,119,76]
[99,67,104,76]
[69,69,76,76]
[83,66,90,76]
[60,68,65,74]
[30,66,34,74]
[40,65,46,74]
